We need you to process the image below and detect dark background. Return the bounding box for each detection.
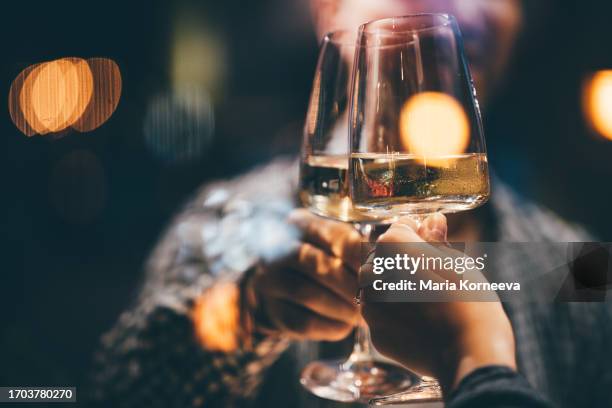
[1,0,611,398]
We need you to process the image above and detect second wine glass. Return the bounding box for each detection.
[348,14,490,405]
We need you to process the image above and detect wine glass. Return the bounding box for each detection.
[298,31,419,403]
[348,14,490,404]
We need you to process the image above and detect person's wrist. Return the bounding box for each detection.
[450,325,517,392]
[424,319,516,395]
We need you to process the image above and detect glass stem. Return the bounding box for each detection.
[345,215,430,368]
[343,320,373,367]
[343,223,376,367]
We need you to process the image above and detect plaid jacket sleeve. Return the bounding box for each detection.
[91,158,299,407]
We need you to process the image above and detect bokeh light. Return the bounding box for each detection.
[583,70,612,141]
[8,62,42,136]
[21,58,93,134]
[171,9,225,94]
[399,92,470,163]
[72,58,121,133]
[192,282,241,352]
[143,86,214,163]
[17,62,53,135]
[28,59,70,133]
[8,57,120,137]
[62,58,95,129]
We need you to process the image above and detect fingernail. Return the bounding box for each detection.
[425,215,447,241]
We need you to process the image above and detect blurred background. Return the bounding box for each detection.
[1,0,612,397]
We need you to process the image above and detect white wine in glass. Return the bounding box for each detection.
[350,153,489,217]
[300,154,382,223]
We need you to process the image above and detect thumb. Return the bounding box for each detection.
[418,213,448,243]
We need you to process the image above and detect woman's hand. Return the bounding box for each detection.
[245,209,361,341]
[362,214,516,393]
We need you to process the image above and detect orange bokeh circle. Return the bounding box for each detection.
[8,57,120,137]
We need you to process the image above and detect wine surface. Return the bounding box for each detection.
[350,153,489,217]
[299,155,381,223]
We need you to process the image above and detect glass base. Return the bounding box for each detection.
[300,359,419,403]
[369,377,443,405]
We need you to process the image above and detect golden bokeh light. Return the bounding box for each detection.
[399,92,470,164]
[584,70,612,141]
[63,58,95,129]
[8,63,41,136]
[8,57,119,137]
[21,59,84,134]
[72,58,121,132]
[192,282,242,353]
